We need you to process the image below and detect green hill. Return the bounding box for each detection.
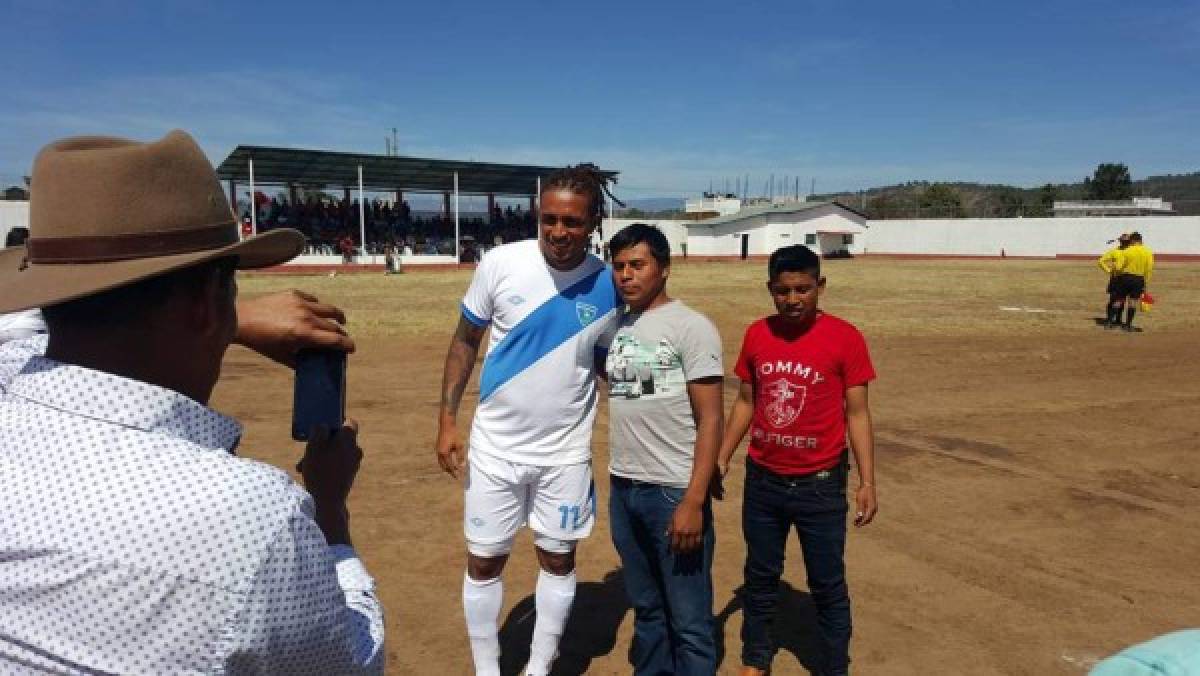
[816,172,1200,219]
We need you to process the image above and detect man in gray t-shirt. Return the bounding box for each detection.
[604,224,724,675]
[608,300,723,486]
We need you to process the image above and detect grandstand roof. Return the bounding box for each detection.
[215,146,618,197]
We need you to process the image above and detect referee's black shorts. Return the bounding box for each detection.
[1113,273,1145,299]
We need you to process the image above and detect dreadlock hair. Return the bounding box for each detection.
[541,163,625,222]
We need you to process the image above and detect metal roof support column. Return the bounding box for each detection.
[453,171,460,262]
[358,164,367,263]
[248,157,257,236]
[228,179,237,232]
[533,176,541,237]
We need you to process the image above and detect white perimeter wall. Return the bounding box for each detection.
[0,201,30,244]
[289,254,458,266]
[864,216,1200,257]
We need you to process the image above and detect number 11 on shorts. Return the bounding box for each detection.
[558,505,581,530]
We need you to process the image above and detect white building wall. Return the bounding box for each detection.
[681,207,867,258]
[863,216,1200,258]
[0,201,31,244]
[803,212,869,255]
[600,218,689,256]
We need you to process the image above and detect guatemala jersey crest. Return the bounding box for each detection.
[576,302,598,327]
[763,378,807,428]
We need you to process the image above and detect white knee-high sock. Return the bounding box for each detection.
[526,570,576,676]
[463,573,504,676]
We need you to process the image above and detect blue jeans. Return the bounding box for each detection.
[741,456,851,675]
[609,475,716,675]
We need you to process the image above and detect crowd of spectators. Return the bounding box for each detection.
[244,195,537,260]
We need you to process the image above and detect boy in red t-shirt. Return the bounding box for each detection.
[716,244,877,676]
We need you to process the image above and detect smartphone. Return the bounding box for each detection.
[292,349,347,441]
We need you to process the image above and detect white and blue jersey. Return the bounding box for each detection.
[461,240,620,466]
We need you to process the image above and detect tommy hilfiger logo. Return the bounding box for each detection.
[763,378,806,428]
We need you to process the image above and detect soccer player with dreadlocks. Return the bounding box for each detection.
[436,165,623,676]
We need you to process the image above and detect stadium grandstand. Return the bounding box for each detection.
[216,147,617,262]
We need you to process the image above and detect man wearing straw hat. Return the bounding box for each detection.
[0,131,384,674]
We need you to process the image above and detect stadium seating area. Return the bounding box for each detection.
[245,196,537,257]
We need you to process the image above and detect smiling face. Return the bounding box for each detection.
[612,241,670,312]
[768,270,825,326]
[538,188,596,271]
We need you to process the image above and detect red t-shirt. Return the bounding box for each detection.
[734,313,876,475]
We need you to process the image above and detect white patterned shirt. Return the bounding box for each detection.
[0,336,385,675]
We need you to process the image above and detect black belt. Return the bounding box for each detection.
[610,474,667,488]
[746,455,845,487]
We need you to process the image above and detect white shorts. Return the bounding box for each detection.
[463,449,595,557]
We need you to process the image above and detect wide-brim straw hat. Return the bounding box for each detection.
[0,130,303,314]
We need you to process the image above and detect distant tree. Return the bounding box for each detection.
[919,183,966,218]
[1021,184,1058,217]
[1084,163,1133,200]
[995,188,1025,217]
[867,193,907,219]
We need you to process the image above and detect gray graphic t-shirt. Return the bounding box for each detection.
[606,300,724,488]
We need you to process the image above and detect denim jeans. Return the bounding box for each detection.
[741,455,851,675]
[609,475,716,675]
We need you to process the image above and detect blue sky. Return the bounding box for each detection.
[2,0,1198,198]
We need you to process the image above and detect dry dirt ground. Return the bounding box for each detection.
[215,258,1200,675]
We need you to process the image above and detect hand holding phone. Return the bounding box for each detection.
[298,420,361,546]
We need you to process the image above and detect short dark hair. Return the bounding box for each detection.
[768,245,821,281]
[541,163,624,222]
[43,257,237,331]
[609,223,670,267]
[1129,232,1143,243]
[5,227,30,248]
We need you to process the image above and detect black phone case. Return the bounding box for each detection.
[292,349,347,441]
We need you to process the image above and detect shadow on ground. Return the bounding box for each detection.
[499,569,631,676]
[716,582,825,674]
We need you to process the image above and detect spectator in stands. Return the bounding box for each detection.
[339,233,356,263]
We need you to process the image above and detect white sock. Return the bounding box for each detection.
[463,573,504,676]
[526,569,576,676]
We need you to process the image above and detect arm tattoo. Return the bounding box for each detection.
[440,317,486,416]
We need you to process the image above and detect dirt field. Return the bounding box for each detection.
[214,258,1200,675]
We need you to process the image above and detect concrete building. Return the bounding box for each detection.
[0,200,30,245]
[1052,197,1175,217]
[601,201,868,259]
[684,194,743,217]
